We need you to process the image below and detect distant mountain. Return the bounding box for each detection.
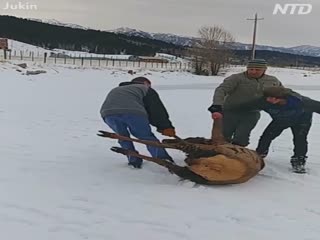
[110,27,194,47]
[28,18,89,30]
[233,42,320,57]
[0,16,183,56]
[14,21,320,57]
[287,45,320,58]
[111,27,320,57]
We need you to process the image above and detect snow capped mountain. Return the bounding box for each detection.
[110,27,154,39]
[233,43,320,57]
[288,45,320,57]
[152,33,194,47]
[28,18,89,30]
[232,42,288,52]
[110,27,195,46]
[22,19,320,57]
[111,27,320,57]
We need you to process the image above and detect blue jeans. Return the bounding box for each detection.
[103,114,172,164]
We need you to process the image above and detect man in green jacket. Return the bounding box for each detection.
[208,59,282,147]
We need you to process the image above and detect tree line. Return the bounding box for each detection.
[0,15,183,56]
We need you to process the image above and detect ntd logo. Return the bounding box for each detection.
[273,3,312,15]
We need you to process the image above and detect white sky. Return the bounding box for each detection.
[1,0,319,47]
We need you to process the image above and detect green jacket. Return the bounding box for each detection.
[213,72,282,110]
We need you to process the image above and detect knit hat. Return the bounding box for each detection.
[247,59,267,69]
[263,86,291,98]
[131,77,151,85]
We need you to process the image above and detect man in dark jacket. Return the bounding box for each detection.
[100,77,176,168]
[208,59,282,147]
[226,86,320,173]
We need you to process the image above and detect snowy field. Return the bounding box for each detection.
[0,39,191,71]
[3,39,190,63]
[1,62,320,239]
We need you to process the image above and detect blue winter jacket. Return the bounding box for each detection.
[225,92,320,122]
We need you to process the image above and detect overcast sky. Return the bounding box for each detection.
[1,0,319,47]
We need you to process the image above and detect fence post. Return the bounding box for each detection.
[20,51,23,60]
[3,49,7,60]
[81,57,84,66]
[98,58,101,67]
[73,56,76,65]
[9,50,11,60]
[64,56,67,64]
[31,52,34,61]
[44,52,47,63]
[112,59,115,67]
[54,55,57,64]
[90,56,92,66]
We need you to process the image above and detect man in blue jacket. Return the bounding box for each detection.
[100,77,175,169]
[225,86,320,173]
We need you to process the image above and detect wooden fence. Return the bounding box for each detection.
[0,50,193,71]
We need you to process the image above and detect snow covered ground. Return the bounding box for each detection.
[1,62,320,240]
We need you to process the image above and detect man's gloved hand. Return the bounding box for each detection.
[212,112,223,119]
[208,104,222,113]
[161,128,176,137]
[208,105,223,119]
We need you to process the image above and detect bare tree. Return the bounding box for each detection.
[191,25,235,75]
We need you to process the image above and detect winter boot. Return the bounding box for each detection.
[290,156,307,173]
[128,161,142,169]
[128,151,143,169]
[256,149,268,159]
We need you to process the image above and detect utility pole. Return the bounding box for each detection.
[247,13,264,60]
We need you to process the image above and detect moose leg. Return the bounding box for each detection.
[110,147,174,168]
[211,119,227,145]
[98,130,174,149]
[110,147,210,185]
[99,130,217,156]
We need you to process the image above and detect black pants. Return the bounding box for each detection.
[223,111,261,147]
[256,113,313,157]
